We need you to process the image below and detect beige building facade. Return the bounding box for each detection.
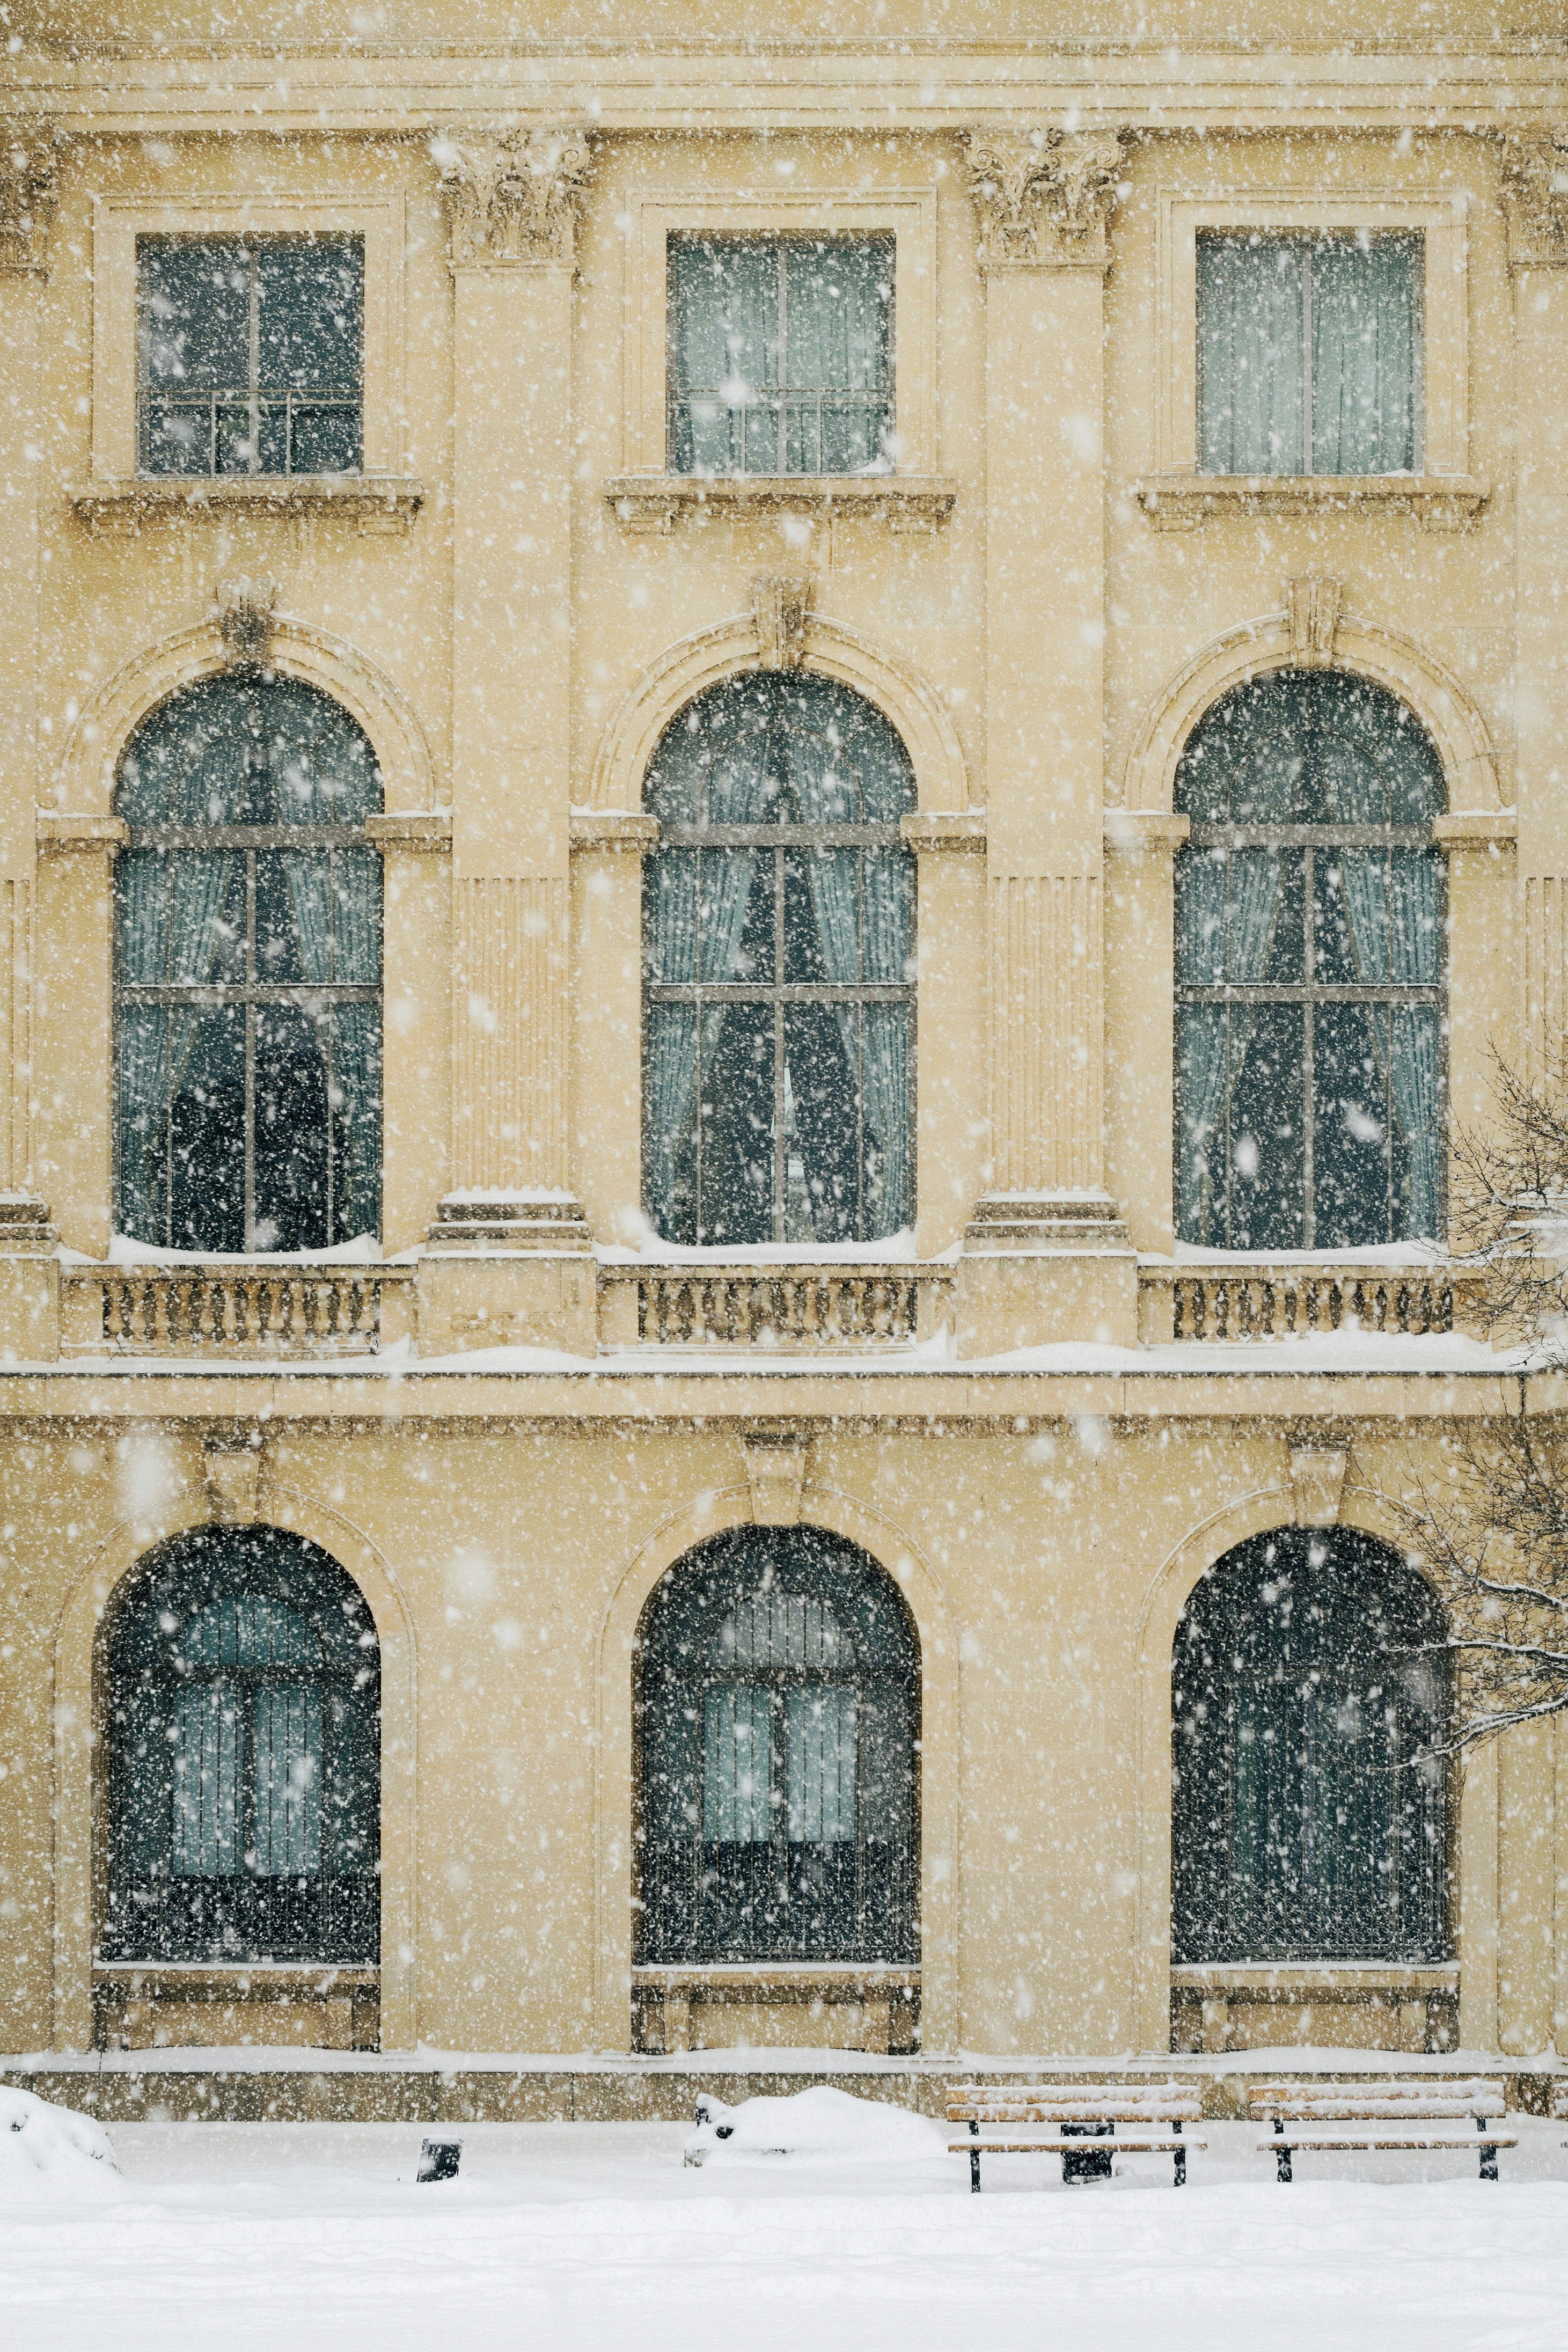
[1,6,1567,2077]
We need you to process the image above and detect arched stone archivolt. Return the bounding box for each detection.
[592,1478,958,2053]
[1122,609,1503,818]
[53,613,439,818]
[1130,1478,1442,2052]
[585,610,970,818]
[51,1474,419,2053]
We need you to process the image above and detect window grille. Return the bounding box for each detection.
[668,234,893,478]
[104,1525,380,1966]
[1174,669,1446,1252]
[138,236,363,478]
[642,672,915,1247]
[1172,1527,1450,1965]
[636,1526,919,1966]
[1197,232,1422,477]
[114,675,383,1255]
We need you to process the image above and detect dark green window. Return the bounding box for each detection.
[104,1526,380,1965]
[1173,1528,1450,1965]
[1175,669,1446,1251]
[138,236,363,478]
[668,234,893,478]
[642,673,915,1246]
[114,675,383,1254]
[636,1526,919,1965]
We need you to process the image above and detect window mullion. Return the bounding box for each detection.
[775,245,788,477]
[773,845,787,1241]
[1302,844,1315,1248]
[247,246,262,478]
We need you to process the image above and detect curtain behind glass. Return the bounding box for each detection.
[1339,847,1443,1236]
[703,1687,773,1842]
[1198,236,1306,474]
[669,240,778,475]
[1312,237,1418,475]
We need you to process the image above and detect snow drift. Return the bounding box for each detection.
[683,2084,948,2168]
[0,2089,122,2205]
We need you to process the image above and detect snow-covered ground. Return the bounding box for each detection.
[4,2114,1568,2351]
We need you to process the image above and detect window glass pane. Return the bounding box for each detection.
[1197,235,1305,474]
[669,238,778,475]
[703,1687,773,1842]
[141,398,214,477]
[787,1688,856,1843]
[252,1004,331,1253]
[331,1003,382,1245]
[290,403,362,475]
[698,1003,774,1245]
[168,1006,247,1252]
[782,239,892,392]
[253,1686,324,1877]
[257,851,327,985]
[1225,1002,1308,1250]
[699,847,769,983]
[785,846,850,983]
[1311,236,1419,475]
[644,1003,700,1244]
[1313,1001,1393,1248]
[644,848,699,985]
[140,239,250,391]
[783,1005,860,1243]
[330,847,382,984]
[256,239,363,391]
[171,1684,244,1879]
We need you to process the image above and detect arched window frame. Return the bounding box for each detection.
[1173,667,1447,1251]
[102,1525,381,1967]
[1171,1526,1451,1967]
[635,1526,920,1967]
[641,671,917,1248]
[113,672,384,1254]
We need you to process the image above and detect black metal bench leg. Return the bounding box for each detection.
[1174,2144,1186,2188]
[970,2146,981,2194]
[1275,2145,1293,2185]
[1479,2142,1498,2182]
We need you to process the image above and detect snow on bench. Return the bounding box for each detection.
[1248,2078,1514,2182]
[947,2082,1205,2190]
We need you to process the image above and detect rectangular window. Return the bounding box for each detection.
[137,235,364,478]
[667,233,893,479]
[1197,232,1421,477]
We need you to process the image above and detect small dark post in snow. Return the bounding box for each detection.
[417,2138,462,2182]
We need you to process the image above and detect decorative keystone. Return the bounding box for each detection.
[751,572,815,672]
[434,127,592,268]
[216,576,280,673]
[743,1431,810,1527]
[1502,135,1568,270]
[1288,1440,1349,1529]
[1286,574,1344,670]
[204,1434,262,1524]
[963,128,1126,271]
[0,127,56,276]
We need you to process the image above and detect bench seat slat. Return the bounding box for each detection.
[950,2134,1204,2154]
[1257,2130,1517,2152]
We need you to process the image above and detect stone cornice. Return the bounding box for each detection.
[0,123,55,276]
[435,125,591,268]
[963,128,1126,271]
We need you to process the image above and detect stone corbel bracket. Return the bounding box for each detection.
[743,1430,810,1527]
[1286,574,1344,670]
[1503,135,1568,270]
[1288,1438,1350,1529]
[0,126,57,277]
[204,1433,263,1525]
[963,127,1127,271]
[434,126,592,269]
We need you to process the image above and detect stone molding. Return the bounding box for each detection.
[568,809,660,855]
[1133,473,1490,534]
[1503,135,1568,269]
[35,813,128,855]
[435,126,591,268]
[365,812,453,854]
[603,474,958,535]
[1285,574,1343,670]
[751,572,815,673]
[0,126,55,276]
[963,128,1126,271]
[900,810,987,854]
[69,475,426,529]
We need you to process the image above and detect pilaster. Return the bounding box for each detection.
[438,129,590,1203]
[961,130,1127,1347]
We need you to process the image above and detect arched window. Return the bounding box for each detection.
[1174,670,1446,1250]
[1172,1527,1449,1965]
[103,1525,380,1964]
[636,1526,919,1964]
[114,674,383,1253]
[642,672,916,1245]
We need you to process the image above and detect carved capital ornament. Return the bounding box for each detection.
[0,127,56,276]
[434,127,592,268]
[963,128,1126,272]
[1503,135,1568,270]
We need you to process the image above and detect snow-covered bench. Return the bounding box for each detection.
[946,2082,1205,2192]
[1249,2078,1514,2182]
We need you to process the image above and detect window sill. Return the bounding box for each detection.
[1132,473,1490,534]
[70,474,426,530]
[604,473,958,536]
